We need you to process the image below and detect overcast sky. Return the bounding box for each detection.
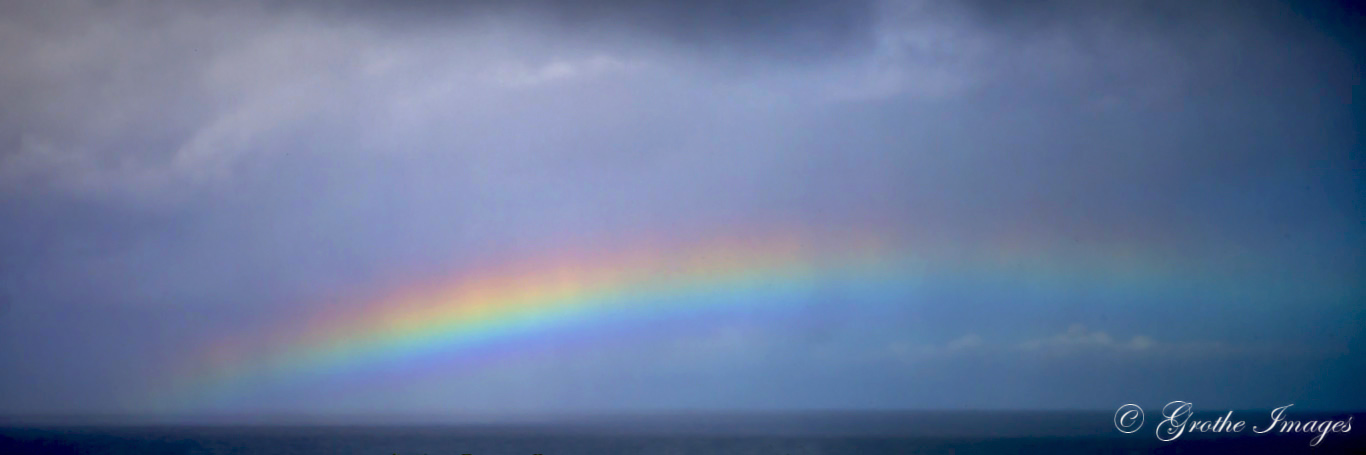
[1,0,1363,418]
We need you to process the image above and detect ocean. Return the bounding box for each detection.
[3,411,1362,454]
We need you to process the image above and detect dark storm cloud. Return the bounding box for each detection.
[263,0,878,61]
[953,0,1365,38]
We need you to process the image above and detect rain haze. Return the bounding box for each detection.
[0,0,1363,422]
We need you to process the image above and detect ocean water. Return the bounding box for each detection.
[3,412,1363,454]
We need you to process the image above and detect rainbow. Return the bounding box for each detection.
[161,227,1352,409]
[165,229,899,408]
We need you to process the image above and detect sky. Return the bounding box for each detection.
[0,0,1363,419]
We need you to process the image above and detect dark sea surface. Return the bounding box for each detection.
[3,412,1363,454]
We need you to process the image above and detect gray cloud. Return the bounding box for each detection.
[2,0,1360,316]
[4,0,1357,201]
[884,325,1305,364]
[263,0,878,59]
